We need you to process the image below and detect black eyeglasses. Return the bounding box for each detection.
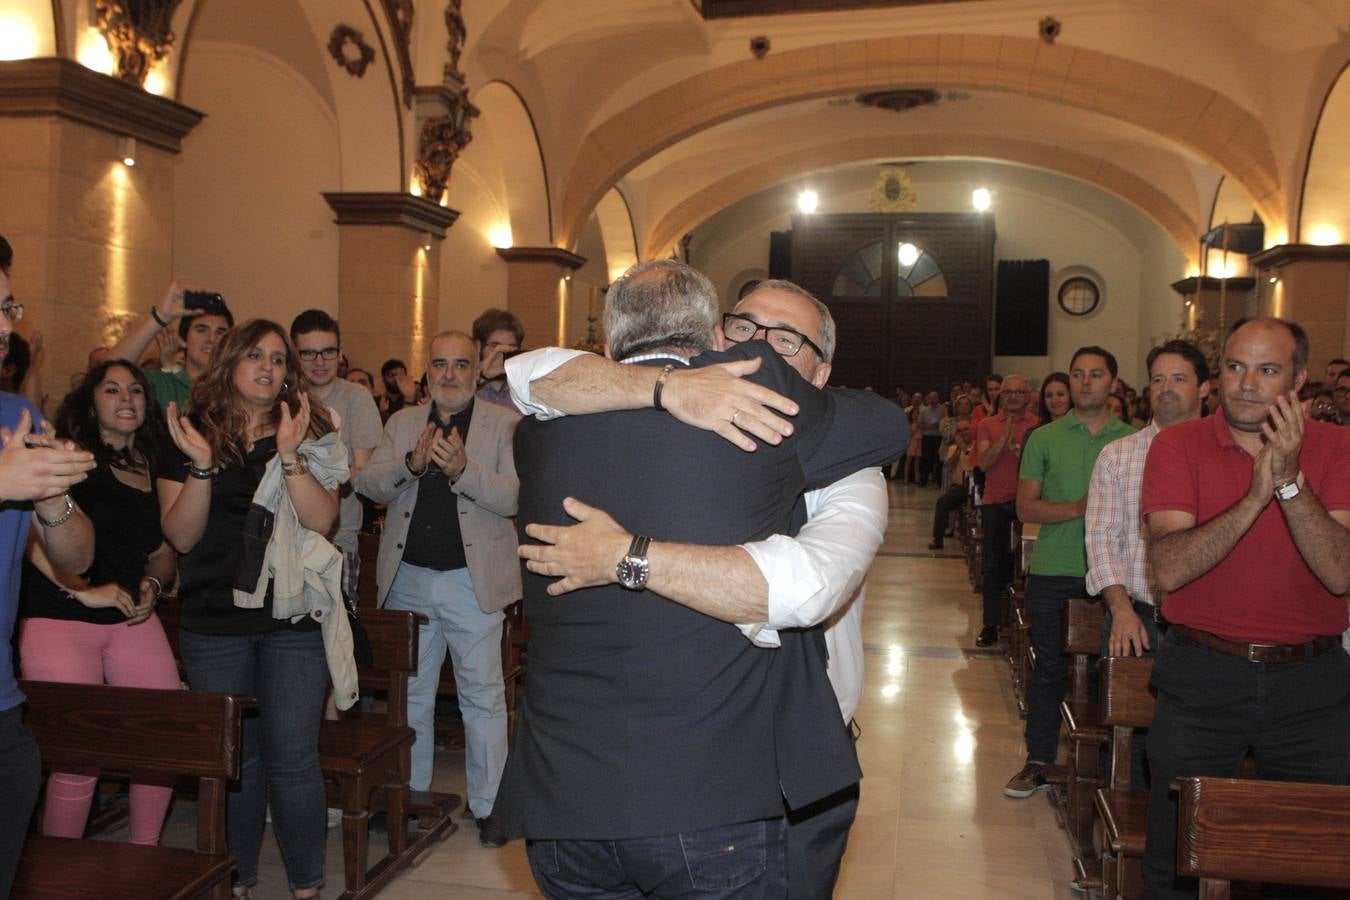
[297,347,340,361]
[1,298,23,322]
[722,313,824,359]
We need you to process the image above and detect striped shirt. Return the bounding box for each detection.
[1085,421,1160,605]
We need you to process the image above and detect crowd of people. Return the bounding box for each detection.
[0,226,1347,899]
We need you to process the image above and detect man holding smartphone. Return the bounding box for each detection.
[109,282,234,413]
[471,308,524,412]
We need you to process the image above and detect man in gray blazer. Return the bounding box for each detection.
[353,330,520,847]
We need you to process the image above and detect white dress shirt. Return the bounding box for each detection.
[505,348,889,721]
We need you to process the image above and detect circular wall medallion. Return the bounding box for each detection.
[1057,275,1101,316]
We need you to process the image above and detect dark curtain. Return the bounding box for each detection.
[768,230,793,279]
[994,259,1050,356]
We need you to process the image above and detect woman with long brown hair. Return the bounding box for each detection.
[157,319,337,899]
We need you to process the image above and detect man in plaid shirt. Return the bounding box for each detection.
[1084,339,1209,788]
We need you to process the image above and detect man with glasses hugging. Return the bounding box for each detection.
[505,278,902,898]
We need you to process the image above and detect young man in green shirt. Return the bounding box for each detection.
[1004,345,1135,797]
[108,282,233,413]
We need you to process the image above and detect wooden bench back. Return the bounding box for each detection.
[20,680,244,780]
[1097,655,1155,790]
[1062,598,1105,703]
[1176,776,1350,892]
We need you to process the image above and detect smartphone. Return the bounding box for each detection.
[183,290,226,315]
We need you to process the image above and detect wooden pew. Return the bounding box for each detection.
[1093,655,1155,900]
[1058,598,1108,891]
[1176,776,1350,897]
[13,680,245,900]
[322,607,460,900]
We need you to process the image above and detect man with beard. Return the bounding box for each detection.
[1004,346,1135,798]
[1140,318,1350,898]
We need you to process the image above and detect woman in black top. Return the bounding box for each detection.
[157,320,336,900]
[18,360,181,845]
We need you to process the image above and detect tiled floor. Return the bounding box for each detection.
[150,482,1077,897]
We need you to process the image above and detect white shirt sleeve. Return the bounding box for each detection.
[736,467,889,647]
[504,347,590,420]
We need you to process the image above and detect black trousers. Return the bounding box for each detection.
[0,705,40,897]
[918,436,942,485]
[931,483,967,543]
[1143,630,1350,899]
[785,781,860,900]
[979,502,1017,630]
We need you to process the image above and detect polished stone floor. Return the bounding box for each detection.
[156,482,1077,897]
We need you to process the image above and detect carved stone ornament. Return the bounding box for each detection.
[328,25,376,78]
[444,0,467,80]
[868,165,918,213]
[379,0,416,106]
[414,87,479,203]
[94,0,184,87]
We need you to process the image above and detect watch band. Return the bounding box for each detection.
[628,534,651,559]
[652,365,675,412]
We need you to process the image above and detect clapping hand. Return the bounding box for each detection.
[1261,390,1305,483]
[409,422,437,474]
[276,393,312,459]
[165,401,213,470]
[0,409,95,501]
[429,426,466,479]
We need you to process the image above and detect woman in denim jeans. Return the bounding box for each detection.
[157,320,337,899]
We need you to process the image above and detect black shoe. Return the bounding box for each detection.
[476,814,507,848]
[975,626,998,648]
[927,539,943,551]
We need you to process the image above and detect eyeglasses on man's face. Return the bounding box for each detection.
[721,312,824,359]
[297,346,340,362]
[1,299,23,322]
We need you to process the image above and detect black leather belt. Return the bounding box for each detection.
[1169,623,1340,664]
[1131,599,1166,625]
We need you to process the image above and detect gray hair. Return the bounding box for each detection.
[604,259,719,361]
[740,278,837,363]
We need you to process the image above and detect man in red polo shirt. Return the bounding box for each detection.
[1140,317,1350,899]
[971,374,1038,647]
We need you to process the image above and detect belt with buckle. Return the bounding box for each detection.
[1169,623,1340,664]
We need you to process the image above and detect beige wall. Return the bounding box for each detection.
[1,116,175,404]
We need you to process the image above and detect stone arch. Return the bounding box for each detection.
[594,186,638,282]
[1298,58,1350,245]
[560,34,1282,250]
[645,134,1202,267]
[471,80,551,246]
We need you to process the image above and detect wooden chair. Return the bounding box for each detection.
[14,680,245,900]
[1058,598,1108,890]
[1176,776,1350,897]
[1093,655,1155,900]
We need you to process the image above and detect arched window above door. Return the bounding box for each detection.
[831,241,949,298]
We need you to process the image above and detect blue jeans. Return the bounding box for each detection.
[1024,574,1087,764]
[979,502,1017,630]
[386,563,507,815]
[526,817,787,899]
[179,628,329,891]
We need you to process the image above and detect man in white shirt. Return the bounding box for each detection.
[507,279,896,898]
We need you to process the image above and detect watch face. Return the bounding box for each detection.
[616,557,649,589]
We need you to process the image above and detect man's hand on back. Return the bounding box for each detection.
[520,497,631,596]
[662,358,799,452]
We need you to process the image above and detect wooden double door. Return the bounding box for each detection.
[789,212,995,397]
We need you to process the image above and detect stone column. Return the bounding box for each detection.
[1249,244,1350,368]
[322,193,459,378]
[495,247,586,349]
[0,58,202,398]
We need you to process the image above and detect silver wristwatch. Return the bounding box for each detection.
[1274,473,1302,502]
[615,534,652,590]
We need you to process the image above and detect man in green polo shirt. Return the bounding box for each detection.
[1004,345,1135,798]
[109,282,233,413]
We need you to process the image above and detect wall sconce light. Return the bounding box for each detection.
[1184,299,1193,307]
[117,136,136,167]
[797,190,818,215]
[563,274,572,282]
[421,232,433,252]
[1267,275,1278,284]
[971,187,991,211]
[897,242,920,267]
